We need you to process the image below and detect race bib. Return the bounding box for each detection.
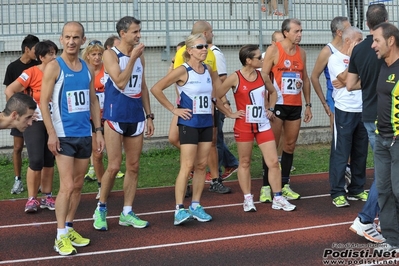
[67,90,90,113]
[96,92,105,109]
[281,72,302,95]
[123,74,142,97]
[192,94,212,114]
[245,105,266,123]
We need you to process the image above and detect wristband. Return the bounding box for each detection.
[146,113,155,120]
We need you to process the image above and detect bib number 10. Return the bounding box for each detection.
[67,90,90,113]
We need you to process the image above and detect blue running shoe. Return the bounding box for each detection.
[188,205,212,222]
[174,209,192,225]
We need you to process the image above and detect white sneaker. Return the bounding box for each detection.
[243,195,257,212]
[272,197,296,211]
[95,188,101,200]
[349,217,385,243]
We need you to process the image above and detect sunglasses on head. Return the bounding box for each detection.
[89,40,103,46]
[191,44,208,50]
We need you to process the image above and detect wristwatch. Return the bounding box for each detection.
[268,107,275,113]
[305,103,312,108]
[146,113,155,120]
[95,127,103,132]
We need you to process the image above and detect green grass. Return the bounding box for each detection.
[0,143,374,201]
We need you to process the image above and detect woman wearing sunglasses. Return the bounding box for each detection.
[216,44,296,213]
[151,34,243,225]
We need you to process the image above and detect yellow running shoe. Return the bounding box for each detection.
[116,171,125,179]
[282,184,301,200]
[68,228,90,247]
[54,234,77,256]
[259,186,272,203]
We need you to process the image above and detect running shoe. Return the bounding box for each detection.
[116,171,125,179]
[40,196,55,211]
[54,234,77,256]
[25,198,39,213]
[221,166,238,180]
[93,207,108,231]
[347,191,368,201]
[282,184,300,200]
[188,205,212,222]
[243,195,257,212]
[68,228,90,247]
[84,166,96,181]
[209,181,231,194]
[205,172,212,183]
[332,195,350,207]
[11,178,24,194]
[259,186,272,203]
[174,209,192,225]
[119,211,149,228]
[95,188,101,200]
[272,197,296,211]
[349,217,385,243]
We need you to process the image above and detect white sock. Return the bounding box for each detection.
[123,206,132,216]
[56,228,68,239]
[244,194,252,200]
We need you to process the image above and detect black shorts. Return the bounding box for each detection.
[179,125,213,145]
[10,128,23,138]
[274,105,302,121]
[58,137,92,159]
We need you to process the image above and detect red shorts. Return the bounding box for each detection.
[234,129,275,145]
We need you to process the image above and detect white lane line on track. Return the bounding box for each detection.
[0,220,352,264]
[0,193,331,229]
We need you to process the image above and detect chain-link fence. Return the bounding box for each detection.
[0,0,397,147]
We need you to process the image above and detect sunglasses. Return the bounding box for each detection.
[191,44,208,50]
[89,40,103,46]
[254,55,262,60]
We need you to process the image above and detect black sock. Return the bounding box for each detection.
[262,156,270,186]
[281,151,293,185]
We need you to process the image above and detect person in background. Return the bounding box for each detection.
[5,40,58,213]
[262,18,313,201]
[0,93,36,132]
[327,26,368,208]
[104,35,121,50]
[84,36,124,182]
[3,34,39,195]
[311,17,353,188]
[346,0,364,30]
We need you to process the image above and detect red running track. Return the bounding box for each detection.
[0,170,396,265]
